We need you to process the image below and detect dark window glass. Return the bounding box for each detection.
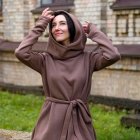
[41,0,73,6]
[31,0,74,14]
[41,0,53,5]
[0,0,2,9]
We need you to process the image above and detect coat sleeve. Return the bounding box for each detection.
[15,16,50,73]
[87,23,121,72]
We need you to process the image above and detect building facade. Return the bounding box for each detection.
[0,0,140,103]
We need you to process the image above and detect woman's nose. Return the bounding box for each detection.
[54,24,60,30]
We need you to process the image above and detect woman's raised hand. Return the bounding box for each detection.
[82,21,90,35]
[41,8,54,21]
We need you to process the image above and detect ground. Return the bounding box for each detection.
[0,129,31,140]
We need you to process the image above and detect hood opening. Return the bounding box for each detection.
[49,11,76,43]
[47,10,87,59]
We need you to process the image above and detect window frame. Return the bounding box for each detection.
[134,14,140,37]
[116,14,129,37]
[31,0,74,14]
[40,0,74,7]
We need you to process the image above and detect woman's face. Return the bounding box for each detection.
[51,15,70,45]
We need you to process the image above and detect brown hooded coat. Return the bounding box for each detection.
[15,10,121,140]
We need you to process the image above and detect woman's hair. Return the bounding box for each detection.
[50,11,76,43]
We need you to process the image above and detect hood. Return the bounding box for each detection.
[47,10,87,60]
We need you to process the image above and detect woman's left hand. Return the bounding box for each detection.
[82,22,90,35]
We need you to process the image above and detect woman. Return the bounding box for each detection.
[15,8,120,140]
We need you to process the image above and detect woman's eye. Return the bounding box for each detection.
[52,24,56,27]
[61,22,66,25]
[52,22,66,28]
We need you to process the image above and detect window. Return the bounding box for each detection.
[134,14,140,37]
[41,0,52,5]
[0,0,2,20]
[41,0,74,7]
[31,0,74,14]
[116,15,128,37]
[0,0,2,11]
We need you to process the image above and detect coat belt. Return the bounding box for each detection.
[46,97,91,140]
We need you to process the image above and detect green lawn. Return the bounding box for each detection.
[0,91,140,140]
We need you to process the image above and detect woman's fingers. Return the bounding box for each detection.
[82,21,89,34]
[41,8,54,20]
[82,24,88,33]
[42,9,53,16]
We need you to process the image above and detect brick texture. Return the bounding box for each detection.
[0,52,42,86]
[0,0,139,100]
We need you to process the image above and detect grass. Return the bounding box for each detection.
[89,104,140,140]
[0,91,44,131]
[0,91,140,140]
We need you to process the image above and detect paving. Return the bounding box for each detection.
[0,129,31,140]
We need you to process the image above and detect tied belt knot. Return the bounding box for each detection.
[46,97,91,140]
[70,99,83,106]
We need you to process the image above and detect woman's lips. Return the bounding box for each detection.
[54,32,63,36]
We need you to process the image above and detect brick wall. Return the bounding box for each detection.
[2,0,25,41]
[1,0,140,43]
[91,69,140,100]
[74,0,102,44]
[0,51,42,86]
[91,58,140,100]
[0,0,140,101]
[74,0,100,25]
[1,50,139,100]
[1,0,38,41]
